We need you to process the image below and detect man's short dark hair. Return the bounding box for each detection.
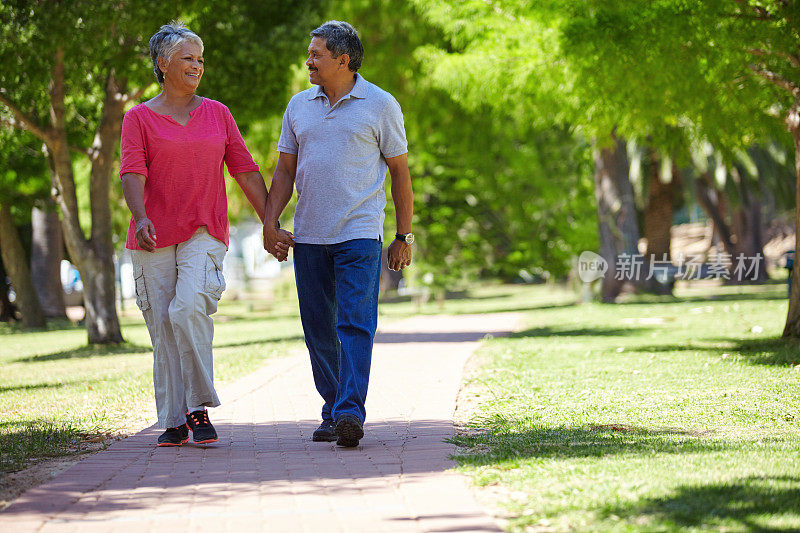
[310,20,363,72]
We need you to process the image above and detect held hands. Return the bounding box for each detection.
[387,239,412,271]
[135,217,157,252]
[262,224,295,261]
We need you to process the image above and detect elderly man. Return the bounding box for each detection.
[263,20,413,448]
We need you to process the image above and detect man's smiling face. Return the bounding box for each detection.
[306,36,340,86]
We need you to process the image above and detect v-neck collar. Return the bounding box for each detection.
[144,97,205,127]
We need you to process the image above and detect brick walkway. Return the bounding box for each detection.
[1,313,519,532]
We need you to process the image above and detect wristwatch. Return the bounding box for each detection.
[395,232,414,245]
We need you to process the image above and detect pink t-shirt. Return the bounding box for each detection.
[119,98,259,250]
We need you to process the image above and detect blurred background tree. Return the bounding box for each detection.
[0,129,49,328]
[0,0,321,342]
[408,0,797,315]
[326,0,597,296]
[552,0,800,332]
[2,0,799,339]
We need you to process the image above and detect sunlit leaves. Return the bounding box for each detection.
[325,0,597,282]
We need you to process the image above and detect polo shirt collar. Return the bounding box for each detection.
[307,73,368,101]
[308,84,326,100]
[349,73,367,99]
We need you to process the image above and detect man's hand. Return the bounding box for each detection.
[387,239,412,271]
[135,217,157,252]
[386,154,413,271]
[263,224,295,261]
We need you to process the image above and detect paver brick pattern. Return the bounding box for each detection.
[0,313,520,532]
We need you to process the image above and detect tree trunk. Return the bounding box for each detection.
[31,203,67,317]
[783,106,800,338]
[593,134,640,302]
[643,155,682,295]
[0,257,17,322]
[644,156,681,260]
[46,51,124,344]
[0,204,46,328]
[730,166,768,283]
[695,171,737,257]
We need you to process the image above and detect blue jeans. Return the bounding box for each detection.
[293,239,382,424]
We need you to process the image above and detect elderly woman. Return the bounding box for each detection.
[120,22,291,447]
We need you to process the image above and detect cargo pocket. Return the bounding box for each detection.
[133,264,151,311]
[204,253,226,300]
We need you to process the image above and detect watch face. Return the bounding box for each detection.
[396,233,414,244]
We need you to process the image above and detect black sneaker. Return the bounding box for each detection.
[186,409,218,444]
[157,424,189,447]
[335,414,364,448]
[312,420,337,442]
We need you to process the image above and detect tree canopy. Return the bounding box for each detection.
[325,0,597,285]
[0,0,322,342]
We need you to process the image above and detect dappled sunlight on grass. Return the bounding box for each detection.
[451,282,800,531]
[603,476,800,531]
[2,280,799,530]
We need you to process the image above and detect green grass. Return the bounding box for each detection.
[451,281,800,532]
[3,277,799,530]
[0,275,529,473]
[0,281,307,473]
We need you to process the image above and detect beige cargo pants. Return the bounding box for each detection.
[130,227,226,428]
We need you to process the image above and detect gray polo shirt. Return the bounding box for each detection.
[277,74,408,244]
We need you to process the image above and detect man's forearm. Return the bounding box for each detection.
[235,171,269,223]
[387,155,413,234]
[391,178,413,234]
[265,171,294,228]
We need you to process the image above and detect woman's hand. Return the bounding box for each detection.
[135,217,157,252]
[121,173,156,252]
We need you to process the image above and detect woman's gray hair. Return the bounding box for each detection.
[148,22,204,84]
[310,20,363,72]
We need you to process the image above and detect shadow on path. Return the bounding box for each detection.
[0,419,460,518]
[375,331,508,343]
[213,335,305,349]
[387,513,500,532]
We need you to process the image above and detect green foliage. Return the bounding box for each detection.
[189,1,323,126]
[1,0,320,138]
[411,0,576,128]
[411,1,795,149]
[0,0,323,244]
[405,0,800,299]
[0,128,49,225]
[1,1,179,145]
[557,1,795,150]
[327,0,597,283]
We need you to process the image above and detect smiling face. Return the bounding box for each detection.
[306,36,346,86]
[159,40,204,92]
